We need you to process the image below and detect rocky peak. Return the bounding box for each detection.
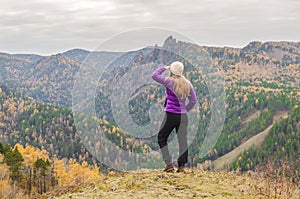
[242,41,262,53]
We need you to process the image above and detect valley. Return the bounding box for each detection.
[0,36,299,198]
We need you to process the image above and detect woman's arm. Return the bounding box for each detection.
[186,86,197,111]
[152,67,171,87]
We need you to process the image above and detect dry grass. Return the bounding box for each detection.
[45,169,300,199]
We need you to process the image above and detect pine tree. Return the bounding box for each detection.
[4,146,24,182]
[34,158,50,194]
[3,143,12,154]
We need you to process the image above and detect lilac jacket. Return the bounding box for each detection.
[152,67,197,114]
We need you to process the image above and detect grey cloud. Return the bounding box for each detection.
[0,0,299,54]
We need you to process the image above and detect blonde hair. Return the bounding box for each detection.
[170,73,191,98]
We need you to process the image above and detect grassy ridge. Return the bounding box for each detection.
[52,169,300,199]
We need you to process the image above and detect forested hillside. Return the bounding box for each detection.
[0,85,152,168]
[230,104,300,181]
[2,142,299,198]
[0,37,300,197]
[0,142,102,198]
[93,36,300,169]
[0,85,90,162]
[0,37,299,108]
[0,50,122,107]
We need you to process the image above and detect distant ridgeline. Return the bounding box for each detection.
[0,38,299,108]
[0,37,299,176]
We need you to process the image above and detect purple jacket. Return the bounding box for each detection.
[152,67,197,114]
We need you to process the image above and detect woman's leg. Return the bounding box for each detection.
[176,114,188,165]
[157,113,177,165]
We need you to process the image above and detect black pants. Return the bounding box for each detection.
[157,112,188,165]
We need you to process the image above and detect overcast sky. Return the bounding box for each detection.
[0,0,299,55]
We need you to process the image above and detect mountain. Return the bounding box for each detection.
[0,36,300,173]
[0,50,122,107]
[91,36,299,176]
[12,53,44,62]
[0,85,154,169]
[242,41,300,63]
[61,49,91,63]
[20,54,81,106]
[0,52,34,87]
[0,84,90,161]
[0,38,299,107]
[1,37,300,198]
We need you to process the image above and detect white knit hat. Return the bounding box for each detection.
[169,61,184,76]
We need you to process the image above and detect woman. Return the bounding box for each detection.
[152,61,197,172]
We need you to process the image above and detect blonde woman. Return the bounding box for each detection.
[152,61,197,172]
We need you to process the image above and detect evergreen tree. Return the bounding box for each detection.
[3,143,12,154]
[4,146,24,182]
[34,158,50,194]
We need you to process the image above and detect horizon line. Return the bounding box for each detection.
[0,39,299,57]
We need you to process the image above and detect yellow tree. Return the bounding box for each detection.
[53,158,68,186]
